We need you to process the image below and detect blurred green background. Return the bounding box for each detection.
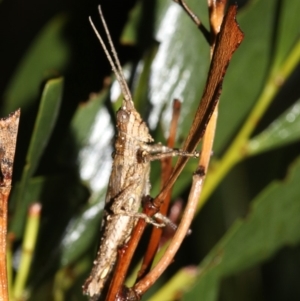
[1,0,300,300]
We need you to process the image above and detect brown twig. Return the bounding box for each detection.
[105,207,147,301]
[0,110,20,301]
[174,0,210,43]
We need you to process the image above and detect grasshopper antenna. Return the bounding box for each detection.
[89,5,133,106]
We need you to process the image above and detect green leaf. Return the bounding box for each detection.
[71,92,107,149]
[26,77,63,174]
[58,90,111,265]
[147,267,198,301]
[2,15,69,115]
[182,157,300,301]
[10,78,63,238]
[59,192,105,266]
[247,98,300,155]
[70,90,112,194]
[149,0,210,139]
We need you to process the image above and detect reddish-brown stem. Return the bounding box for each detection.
[105,199,154,301]
[137,99,181,281]
[0,110,20,301]
[0,188,11,301]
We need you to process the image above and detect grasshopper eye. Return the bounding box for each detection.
[116,108,130,124]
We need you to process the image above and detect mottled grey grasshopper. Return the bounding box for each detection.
[83,6,198,301]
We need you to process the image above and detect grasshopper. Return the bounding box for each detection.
[83,6,198,300]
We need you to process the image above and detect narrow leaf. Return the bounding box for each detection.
[10,78,63,238]
[248,99,300,155]
[3,15,69,114]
